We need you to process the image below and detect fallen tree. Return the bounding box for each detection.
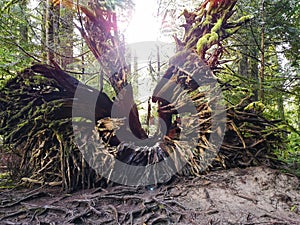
[0,0,284,191]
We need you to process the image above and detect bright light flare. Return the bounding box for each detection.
[124,0,160,43]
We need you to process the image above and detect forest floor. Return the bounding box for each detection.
[0,166,300,225]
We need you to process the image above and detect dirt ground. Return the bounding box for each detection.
[0,166,300,225]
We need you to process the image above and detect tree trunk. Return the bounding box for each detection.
[77,2,148,140]
[250,49,259,101]
[60,8,74,69]
[30,64,113,120]
[297,91,300,131]
[277,92,285,121]
[19,0,28,44]
[46,0,60,64]
[238,46,249,78]
[41,1,47,63]
[259,0,265,103]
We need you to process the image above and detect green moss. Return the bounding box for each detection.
[291,205,297,212]
[196,32,219,54]
[235,15,253,24]
[225,27,240,35]
[0,172,9,179]
[224,15,253,35]
[196,33,210,52]
[244,101,265,113]
[0,185,15,189]
[211,18,223,33]
[0,172,15,189]
[202,15,212,26]
[209,32,218,42]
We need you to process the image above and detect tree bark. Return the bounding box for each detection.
[60,7,74,69]
[250,49,259,101]
[46,0,60,65]
[259,0,265,102]
[238,46,249,78]
[19,0,28,44]
[78,2,148,140]
[29,64,112,120]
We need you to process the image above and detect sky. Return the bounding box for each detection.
[124,0,160,43]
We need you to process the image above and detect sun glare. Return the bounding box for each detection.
[124,0,160,43]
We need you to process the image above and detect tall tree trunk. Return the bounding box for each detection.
[60,8,74,69]
[78,2,148,141]
[19,0,28,44]
[46,0,54,64]
[46,0,60,64]
[297,91,300,131]
[277,92,285,121]
[238,46,249,78]
[250,49,259,101]
[259,0,265,102]
[41,0,47,63]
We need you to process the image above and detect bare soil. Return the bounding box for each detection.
[0,166,300,225]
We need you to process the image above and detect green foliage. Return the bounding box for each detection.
[287,132,300,153]
[222,0,300,171]
[0,0,35,77]
[275,132,300,176]
[244,101,265,113]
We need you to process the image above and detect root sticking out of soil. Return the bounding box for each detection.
[1,166,299,224]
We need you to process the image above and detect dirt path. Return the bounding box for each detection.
[0,166,299,224]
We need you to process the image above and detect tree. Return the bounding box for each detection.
[221,0,300,169]
[0,0,34,77]
[223,0,299,120]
